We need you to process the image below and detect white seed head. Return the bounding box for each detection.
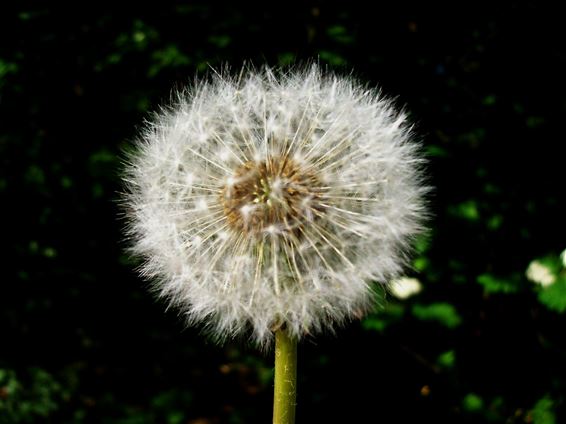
[123,65,428,346]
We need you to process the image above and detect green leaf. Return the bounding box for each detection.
[362,317,387,332]
[537,255,562,275]
[25,165,45,186]
[208,35,231,48]
[477,273,521,294]
[448,200,479,221]
[462,393,484,412]
[414,235,431,254]
[89,149,115,164]
[278,52,296,66]
[437,350,455,368]
[60,176,73,188]
[538,276,566,313]
[412,303,462,328]
[487,214,503,230]
[413,257,429,271]
[482,95,496,106]
[362,304,404,333]
[530,396,556,424]
[426,145,449,158]
[326,25,354,44]
[318,50,347,66]
[526,116,545,128]
[0,58,19,80]
[149,45,190,77]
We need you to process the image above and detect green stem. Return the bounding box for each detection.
[273,328,297,424]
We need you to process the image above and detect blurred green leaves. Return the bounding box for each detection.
[326,25,354,45]
[115,20,158,51]
[537,276,566,313]
[462,393,484,412]
[436,350,455,369]
[0,59,18,87]
[24,165,45,187]
[448,200,480,222]
[362,303,404,333]
[477,273,521,294]
[149,45,190,78]
[530,396,556,424]
[318,51,347,66]
[148,390,193,424]
[412,303,462,328]
[208,35,231,49]
[0,368,63,424]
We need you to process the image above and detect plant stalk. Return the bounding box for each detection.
[273,328,297,424]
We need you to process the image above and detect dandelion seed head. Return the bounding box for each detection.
[123,64,428,346]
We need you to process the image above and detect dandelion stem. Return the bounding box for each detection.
[273,328,297,424]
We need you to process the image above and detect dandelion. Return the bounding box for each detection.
[123,64,427,423]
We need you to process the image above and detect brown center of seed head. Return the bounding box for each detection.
[221,156,323,237]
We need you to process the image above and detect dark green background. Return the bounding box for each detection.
[1,2,565,423]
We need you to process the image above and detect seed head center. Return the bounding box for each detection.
[221,156,322,237]
[254,177,274,206]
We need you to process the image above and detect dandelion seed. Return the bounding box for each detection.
[123,65,428,346]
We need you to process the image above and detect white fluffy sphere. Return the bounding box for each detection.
[123,65,427,346]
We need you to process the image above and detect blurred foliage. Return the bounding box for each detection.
[0,368,63,423]
[1,1,565,423]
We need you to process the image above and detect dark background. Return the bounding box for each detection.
[1,2,565,423]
